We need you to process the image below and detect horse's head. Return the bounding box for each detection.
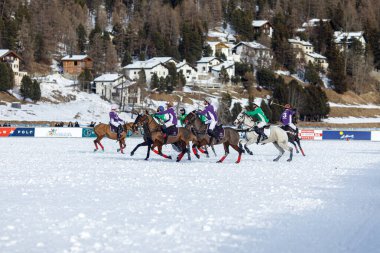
[184,112,197,127]
[133,114,148,127]
[233,110,246,126]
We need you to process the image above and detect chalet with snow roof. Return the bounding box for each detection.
[305,52,328,70]
[206,41,231,58]
[196,57,222,74]
[123,60,168,83]
[94,73,125,101]
[334,31,366,52]
[0,49,27,86]
[61,54,93,76]
[211,61,235,79]
[252,20,273,38]
[288,38,314,59]
[176,60,197,82]
[232,41,272,67]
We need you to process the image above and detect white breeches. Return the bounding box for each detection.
[110,119,123,127]
[164,121,174,128]
[257,121,266,128]
[288,123,297,130]
[206,120,217,130]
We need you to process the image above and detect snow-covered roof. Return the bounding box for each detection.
[94,73,123,82]
[252,20,269,27]
[306,52,327,59]
[197,57,220,63]
[212,61,234,72]
[0,49,21,59]
[146,57,176,64]
[123,60,163,69]
[288,38,313,47]
[0,49,10,58]
[233,41,269,50]
[334,31,364,44]
[302,19,330,28]
[61,55,90,61]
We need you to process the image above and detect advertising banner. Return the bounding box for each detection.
[0,127,16,137]
[9,128,35,137]
[370,131,380,142]
[322,130,371,140]
[34,127,83,138]
[299,129,323,140]
[82,128,96,138]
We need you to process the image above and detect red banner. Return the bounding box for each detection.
[0,127,16,137]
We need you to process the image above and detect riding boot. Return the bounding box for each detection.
[207,129,216,146]
[161,126,168,144]
[117,125,123,141]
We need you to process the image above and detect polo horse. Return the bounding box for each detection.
[233,110,293,162]
[184,112,243,163]
[93,122,134,154]
[133,113,197,162]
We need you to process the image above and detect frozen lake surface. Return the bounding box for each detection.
[1,138,380,253]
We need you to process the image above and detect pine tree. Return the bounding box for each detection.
[304,63,321,85]
[150,73,159,91]
[31,80,41,101]
[256,68,276,90]
[219,66,230,84]
[20,75,33,100]
[0,62,12,91]
[218,92,232,124]
[78,69,93,92]
[76,23,87,53]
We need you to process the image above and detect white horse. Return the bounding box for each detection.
[233,110,293,162]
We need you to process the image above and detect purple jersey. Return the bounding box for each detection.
[280,109,295,125]
[155,107,178,125]
[109,111,123,122]
[198,104,218,121]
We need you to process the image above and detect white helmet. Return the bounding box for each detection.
[253,101,261,107]
[111,104,118,110]
[204,97,212,104]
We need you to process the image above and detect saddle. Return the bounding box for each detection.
[165,125,178,137]
[213,124,225,139]
[110,124,118,133]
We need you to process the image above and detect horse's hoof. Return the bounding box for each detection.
[235,161,240,164]
[144,158,148,161]
[195,154,200,159]
[248,152,253,155]
[117,149,120,152]
[168,156,172,160]
[296,150,300,153]
[130,152,134,156]
[273,159,280,162]
[101,149,104,152]
[216,160,222,163]
[287,159,292,162]
[93,149,98,152]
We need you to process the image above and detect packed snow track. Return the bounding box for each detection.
[1,138,380,253]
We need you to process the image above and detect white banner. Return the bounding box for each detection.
[371,131,380,142]
[299,129,323,141]
[34,128,83,138]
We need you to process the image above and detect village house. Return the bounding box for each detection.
[207,28,237,43]
[252,20,273,38]
[334,31,366,52]
[0,49,27,86]
[232,41,272,67]
[176,60,197,83]
[61,54,93,76]
[196,57,222,74]
[122,57,179,83]
[94,73,125,101]
[206,41,231,58]
[114,82,142,110]
[211,61,235,79]
[288,38,314,59]
[305,52,329,70]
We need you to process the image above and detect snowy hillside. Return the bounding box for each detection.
[0,74,133,124]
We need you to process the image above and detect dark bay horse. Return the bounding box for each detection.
[93,122,134,154]
[184,112,243,163]
[133,114,197,162]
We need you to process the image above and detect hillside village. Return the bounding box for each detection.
[1,0,380,126]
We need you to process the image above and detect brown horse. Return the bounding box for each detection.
[184,112,243,163]
[93,122,135,154]
[133,113,197,162]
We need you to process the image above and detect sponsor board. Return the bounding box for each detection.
[9,128,35,137]
[82,128,96,138]
[371,131,380,142]
[34,127,82,138]
[0,127,16,137]
[322,130,371,140]
[299,129,323,140]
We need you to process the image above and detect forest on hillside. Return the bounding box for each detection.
[1,0,380,95]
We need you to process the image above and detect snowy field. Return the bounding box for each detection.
[1,138,380,253]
